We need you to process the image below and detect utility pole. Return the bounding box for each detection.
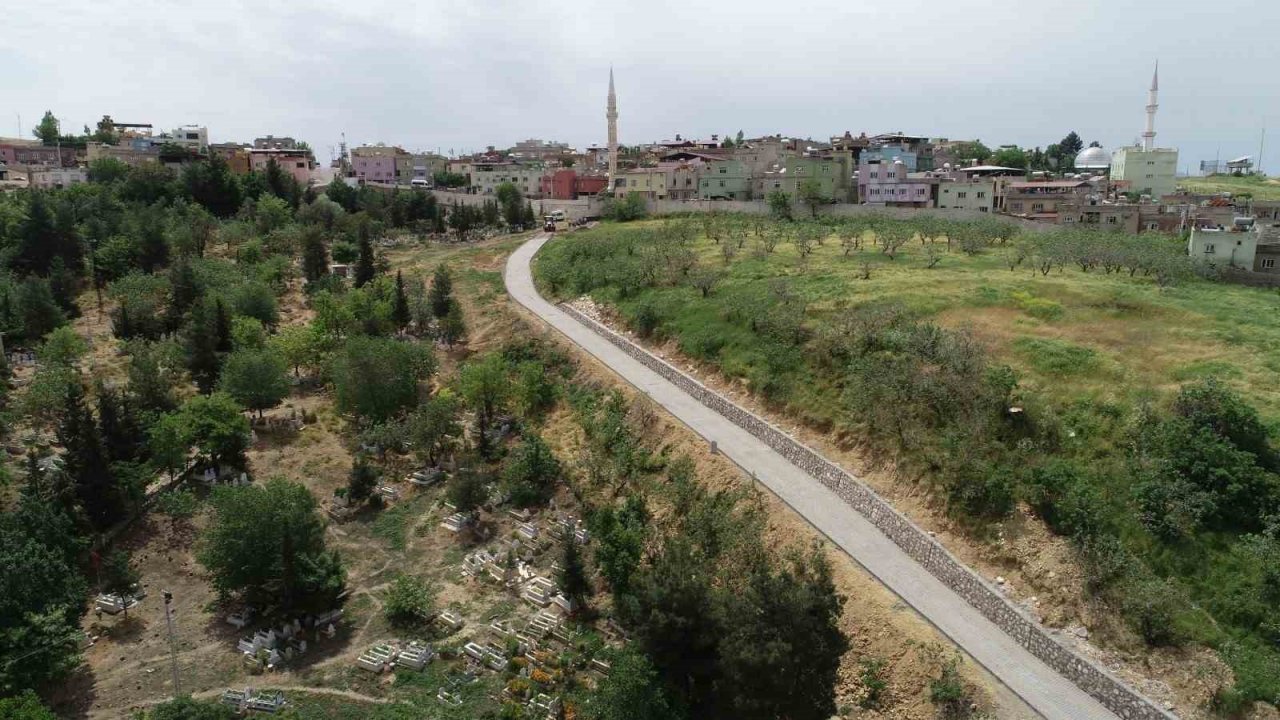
[162,591,180,696]
[1259,118,1267,176]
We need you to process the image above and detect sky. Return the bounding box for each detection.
[3,0,1278,175]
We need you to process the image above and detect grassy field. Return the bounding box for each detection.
[1181,174,1280,201]
[535,216,1280,710]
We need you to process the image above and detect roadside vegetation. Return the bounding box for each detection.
[535,213,1280,712]
[1181,173,1280,202]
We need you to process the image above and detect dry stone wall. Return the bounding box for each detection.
[556,302,1175,720]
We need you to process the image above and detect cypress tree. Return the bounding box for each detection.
[58,383,123,531]
[97,382,143,464]
[354,224,376,288]
[428,264,453,318]
[186,300,221,394]
[301,227,329,285]
[165,257,198,332]
[391,271,411,331]
[213,298,232,353]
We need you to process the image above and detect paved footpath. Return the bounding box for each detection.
[507,234,1120,720]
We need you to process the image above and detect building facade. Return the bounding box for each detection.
[614,167,667,200]
[470,162,543,197]
[351,145,406,184]
[86,142,160,167]
[249,149,314,184]
[698,158,752,200]
[1003,180,1093,218]
[29,167,88,189]
[756,156,850,202]
[936,177,1001,212]
[1110,146,1178,200]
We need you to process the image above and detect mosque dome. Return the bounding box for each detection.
[1075,146,1110,169]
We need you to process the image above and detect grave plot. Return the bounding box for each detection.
[231,609,341,671]
[221,687,287,714]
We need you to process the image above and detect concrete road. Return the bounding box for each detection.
[506,234,1121,720]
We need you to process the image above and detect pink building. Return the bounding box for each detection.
[350,145,408,184]
[248,149,313,184]
[858,157,936,207]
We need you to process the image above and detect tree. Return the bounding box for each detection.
[165,392,252,470]
[0,498,88,695]
[797,179,827,218]
[32,110,59,144]
[219,347,289,418]
[15,191,57,275]
[586,648,677,720]
[514,360,556,419]
[602,193,648,222]
[181,153,242,218]
[198,478,345,615]
[59,383,129,530]
[391,271,411,332]
[767,190,792,220]
[409,394,462,467]
[17,277,66,342]
[990,146,1028,169]
[428,264,454,318]
[300,226,330,286]
[100,550,140,615]
[127,339,180,413]
[383,573,435,627]
[951,140,992,164]
[559,536,589,611]
[1057,131,1084,168]
[354,223,376,288]
[233,282,278,329]
[185,300,221,394]
[503,434,561,507]
[458,353,508,454]
[97,381,144,464]
[331,335,435,422]
[270,323,325,379]
[347,454,379,504]
[0,692,59,720]
[446,468,487,514]
[736,130,745,146]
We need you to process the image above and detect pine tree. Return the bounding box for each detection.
[347,455,379,503]
[391,271,411,331]
[16,191,58,275]
[58,383,123,530]
[354,223,376,288]
[186,300,222,394]
[428,264,453,318]
[46,257,79,319]
[439,299,467,346]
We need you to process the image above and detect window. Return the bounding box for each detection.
[1263,258,1276,269]
[957,192,967,199]
[1146,222,1158,230]
[719,180,725,188]
[1012,202,1023,211]
[1204,244,1216,253]
[977,191,985,198]
[296,162,305,168]
[1106,216,1118,224]
[719,167,727,174]
[1032,202,1044,211]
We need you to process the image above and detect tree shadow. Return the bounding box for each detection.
[45,665,97,720]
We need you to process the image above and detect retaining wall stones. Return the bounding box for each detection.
[556,302,1175,720]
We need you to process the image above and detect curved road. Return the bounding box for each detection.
[506,234,1119,720]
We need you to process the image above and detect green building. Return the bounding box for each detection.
[697,158,752,200]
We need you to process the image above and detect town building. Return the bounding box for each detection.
[86,141,160,167]
[857,156,934,207]
[248,148,314,184]
[540,169,607,199]
[350,145,407,184]
[254,135,299,150]
[1074,146,1111,173]
[1110,65,1178,200]
[160,125,209,153]
[614,166,668,200]
[209,143,253,174]
[411,153,448,180]
[698,158,753,200]
[0,139,69,168]
[756,155,851,202]
[470,161,543,197]
[1186,221,1279,271]
[509,139,572,162]
[29,167,87,189]
[1003,180,1094,220]
[1057,200,1141,233]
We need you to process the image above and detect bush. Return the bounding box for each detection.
[1009,291,1064,321]
[943,458,1016,522]
[602,192,648,222]
[503,435,561,508]
[1119,575,1196,647]
[383,573,435,627]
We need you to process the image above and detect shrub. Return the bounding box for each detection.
[1012,337,1098,376]
[1009,291,1064,321]
[383,573,435,627]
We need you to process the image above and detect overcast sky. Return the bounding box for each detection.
[4,1,1278,174]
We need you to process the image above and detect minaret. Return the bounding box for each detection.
[607,68,618,186]
[1142,62,1158,151]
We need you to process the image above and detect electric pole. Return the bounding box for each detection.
[162,591,180,696]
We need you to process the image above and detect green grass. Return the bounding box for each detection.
[1181,174,1280,201]
[534,217,1280,704]
[370,496,428,551]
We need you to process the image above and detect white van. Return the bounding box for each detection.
[410,177,431,188]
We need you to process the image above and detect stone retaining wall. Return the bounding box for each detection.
[556,302,1175,720]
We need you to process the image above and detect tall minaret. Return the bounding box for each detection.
[1142,62,1159,151]
[607,67,618,186]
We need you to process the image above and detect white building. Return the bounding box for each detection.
[29,167,87,189]
[1187,224,1257,269]
[1110,65,1177,200]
